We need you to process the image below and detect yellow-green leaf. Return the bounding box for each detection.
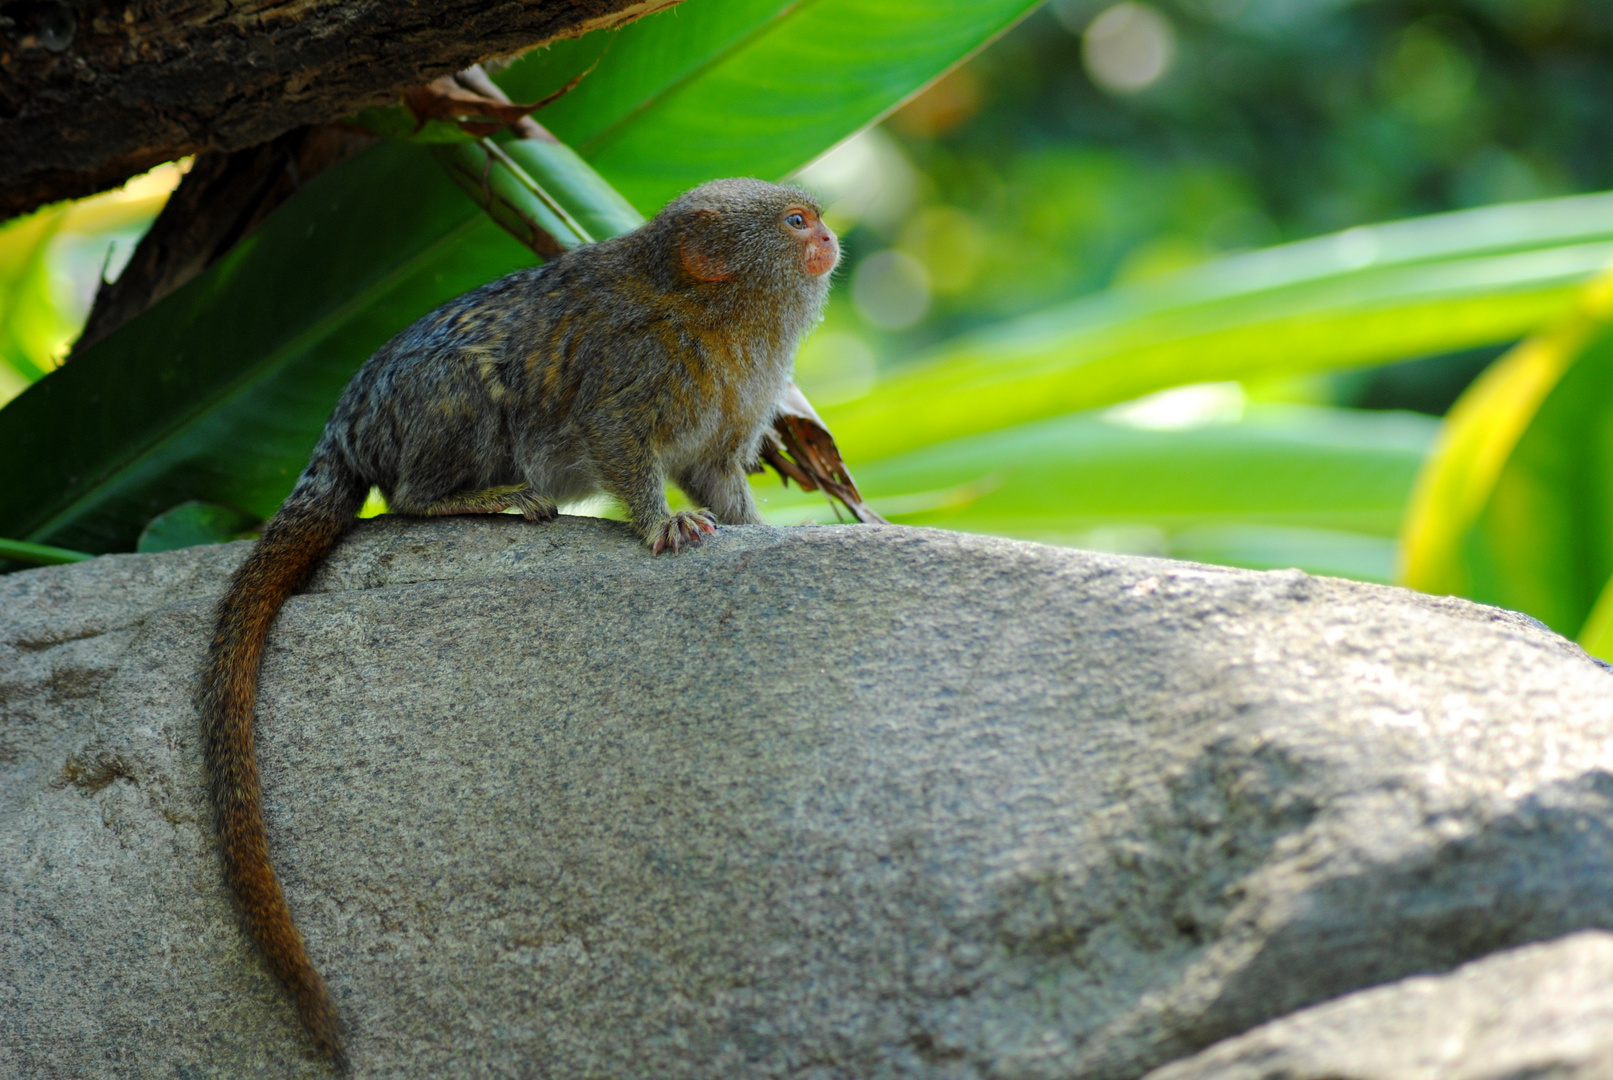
[1399,269,1613,635]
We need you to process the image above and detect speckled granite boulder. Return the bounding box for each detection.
[3,517,1612,1079]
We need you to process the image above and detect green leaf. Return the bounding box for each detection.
[1400,270,1613,637]
[494,0,1042,212]
[0,141,538,555]
[136,501,261,553]
[0,206,68,384]
[756,401,1437,582]
[1576,572,1613,662]
[822,192,1613,462]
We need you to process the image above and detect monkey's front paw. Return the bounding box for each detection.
[648,510,718,554]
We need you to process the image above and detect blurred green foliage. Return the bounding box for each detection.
[819,191,1613,461]
[797,0,1613,352]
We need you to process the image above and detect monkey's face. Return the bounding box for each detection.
[666,179,840,292]
[781,205,839,278]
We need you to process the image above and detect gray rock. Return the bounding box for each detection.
[3,517,1613,1080]
[1142,930,1613,1080]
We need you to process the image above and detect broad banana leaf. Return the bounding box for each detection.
[493,0,1039,212]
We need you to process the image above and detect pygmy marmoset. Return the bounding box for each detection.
[198,178,839,1069]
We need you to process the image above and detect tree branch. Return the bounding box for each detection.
[0,0,681,222]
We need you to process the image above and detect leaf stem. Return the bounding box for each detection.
[1,537,94,566]
[480,138,596,247]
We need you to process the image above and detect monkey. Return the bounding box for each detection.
[197,178,839,1070]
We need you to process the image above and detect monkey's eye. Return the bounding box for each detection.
[784,212,807,229]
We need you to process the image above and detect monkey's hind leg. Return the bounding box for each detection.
[396,483,558,522]
[675,462,764,526]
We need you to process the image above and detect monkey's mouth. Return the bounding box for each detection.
[805,238,839,277]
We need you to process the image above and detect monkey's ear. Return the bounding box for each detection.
[680,210,732,282]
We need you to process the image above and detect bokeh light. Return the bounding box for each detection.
[852,249,931,330]
[1081,3,1176,94]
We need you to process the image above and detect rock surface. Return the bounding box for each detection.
[1143,930,1613,1080]
[3,517,1613,1080]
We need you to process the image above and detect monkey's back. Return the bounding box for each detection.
[323,232,803,510]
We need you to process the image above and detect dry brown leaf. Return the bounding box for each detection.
[759,383,887,524]
[405,63,595,139]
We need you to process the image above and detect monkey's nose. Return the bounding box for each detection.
[806,232,839,276]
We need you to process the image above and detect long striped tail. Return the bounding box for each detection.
[198,450,366,1071]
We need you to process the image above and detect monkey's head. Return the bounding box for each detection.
[661,178,840,295]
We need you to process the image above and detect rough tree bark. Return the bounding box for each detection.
[0,0,681,223]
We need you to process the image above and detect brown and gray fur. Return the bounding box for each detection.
[198,178,838,1070]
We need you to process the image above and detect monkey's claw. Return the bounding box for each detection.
[507,486,559,522]
[650,510,718,554]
